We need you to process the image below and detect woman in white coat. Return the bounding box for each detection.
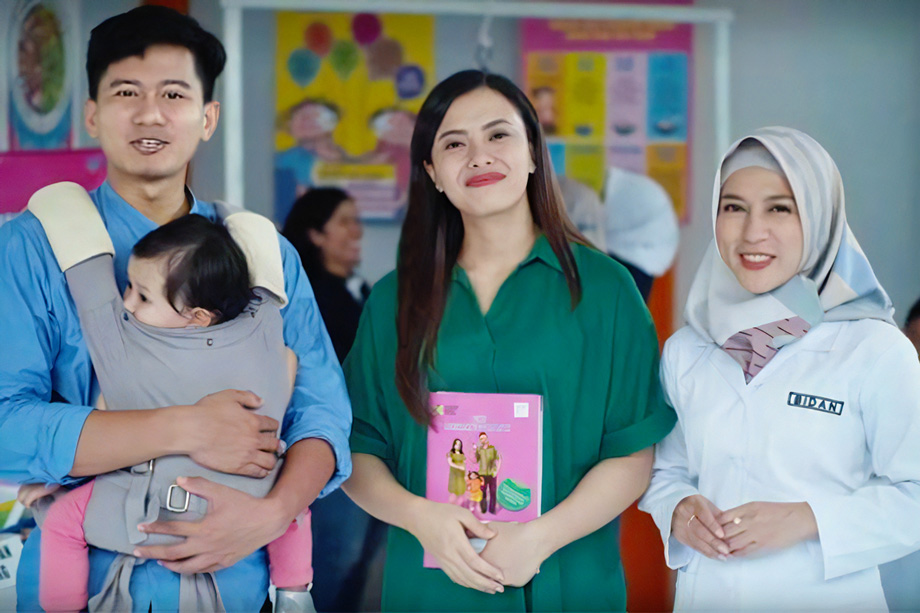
[639,126,920,610]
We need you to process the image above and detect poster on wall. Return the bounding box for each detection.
[5,0,80,151]
[274,12,434,223]
[521,17,692,220]
[0,0,105,227]
[0,149,107,225]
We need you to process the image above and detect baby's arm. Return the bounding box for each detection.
[285,347,298,392]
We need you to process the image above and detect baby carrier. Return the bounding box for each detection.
[28,182,291,611]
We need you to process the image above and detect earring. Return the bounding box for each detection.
[436,184,444,193]
[529,161,536,173]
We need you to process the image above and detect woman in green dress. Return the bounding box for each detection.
[447,438,467,505]
[343,70,676,612]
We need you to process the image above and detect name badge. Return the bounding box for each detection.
[787,391,844,416]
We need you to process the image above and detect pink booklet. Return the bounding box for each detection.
[423,391,543,568]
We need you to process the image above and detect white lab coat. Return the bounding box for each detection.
[640,318,920,611]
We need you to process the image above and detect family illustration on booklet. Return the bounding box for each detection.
[446,433,502,517]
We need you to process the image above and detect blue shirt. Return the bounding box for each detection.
[0,181,352,611]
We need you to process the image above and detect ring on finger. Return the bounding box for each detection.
[687,514,697,527]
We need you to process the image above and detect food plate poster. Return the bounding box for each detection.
[4,0,80,151]
[521,14,692,220]
[275,12,434,223]
[0,1,106,226]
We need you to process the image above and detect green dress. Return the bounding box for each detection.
[345,236,675,612]
[448,451,466,496]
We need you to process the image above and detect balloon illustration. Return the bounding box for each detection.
[304,22,333,56]
[327,40,359,81]
[396,65,425,99]
[365,37,403,81]
[287,48,320,87]
[352,13,382,46]
[329,40,359,80]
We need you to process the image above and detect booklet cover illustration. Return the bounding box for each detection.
[423,391,543,569]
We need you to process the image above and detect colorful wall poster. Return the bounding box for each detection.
[0,1,101,230]
[0,148,107,227]
[521,17,692,222]
[5,0,79,151]
[275,12,434,222]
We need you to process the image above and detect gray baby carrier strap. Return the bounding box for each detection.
[28,183,292,612]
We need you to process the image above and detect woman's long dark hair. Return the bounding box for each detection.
[281,187,351,277]
[397,70,584,426]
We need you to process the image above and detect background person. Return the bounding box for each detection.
[342,69,675,612]
[282,186,369,364]
[282,186,385,612]
[639,127,920,610]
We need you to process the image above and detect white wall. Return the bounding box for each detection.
[76,0,920,323]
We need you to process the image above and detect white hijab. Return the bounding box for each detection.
[685,126,894,346]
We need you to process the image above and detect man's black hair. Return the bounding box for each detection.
[132,214,252,324]
[907,297,920,328]
[87,5,226,101]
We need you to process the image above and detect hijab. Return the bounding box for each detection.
[684,126,894,348]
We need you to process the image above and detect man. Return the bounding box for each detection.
[0,6,351,610]
[474,432,501,515]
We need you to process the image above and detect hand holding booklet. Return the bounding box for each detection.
[423,391,543,569]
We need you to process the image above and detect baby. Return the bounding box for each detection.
[19,214,311,612]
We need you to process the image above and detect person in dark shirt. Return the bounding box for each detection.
[282,187,383,611]
[283,187,369,363]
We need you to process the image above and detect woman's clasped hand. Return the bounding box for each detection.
[407,499,505,593]
[673,495,818,560]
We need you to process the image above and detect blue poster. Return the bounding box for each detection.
[647,53,688,142]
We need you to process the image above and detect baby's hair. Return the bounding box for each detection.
[132,214,252,324]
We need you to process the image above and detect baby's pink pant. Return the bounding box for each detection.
[39,480,313,611]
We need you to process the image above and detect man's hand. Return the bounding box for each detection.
[185,390,281,478]
[479,521,546,587]
[133,476,288,573]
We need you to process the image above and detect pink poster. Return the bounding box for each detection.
[521,1,693,219]
[0,149,106,216]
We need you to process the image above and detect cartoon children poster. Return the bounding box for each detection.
[274,12,434,223]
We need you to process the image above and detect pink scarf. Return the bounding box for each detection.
[721,317,811,383]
